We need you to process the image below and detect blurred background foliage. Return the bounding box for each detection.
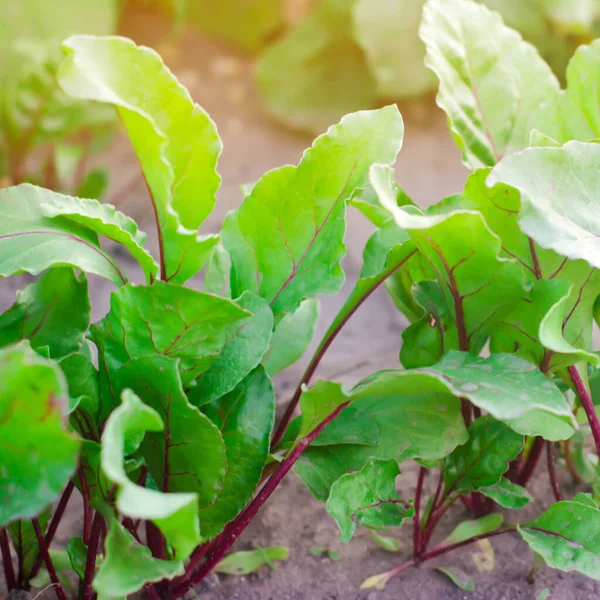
[2,0,599,194]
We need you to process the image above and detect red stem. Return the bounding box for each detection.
[169,401,351,598]
[546,441,563,502]
[568,365,600,457]
[517,437,545,487]
[31,519,67,600]
[146,521,165,559]
[29,480,75,580]
[413,468,426,557]
[79,468,92,545]
[82,513,104,600]
[0,527,16,590]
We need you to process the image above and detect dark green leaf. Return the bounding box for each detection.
[66,536,87,581]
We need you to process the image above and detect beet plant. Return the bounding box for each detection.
[2,0,600,596]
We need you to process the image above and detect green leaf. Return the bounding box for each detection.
[94,518,183,597]
[101,389,200,558]
[59,352,100,423]
[435,566,475,592]
[369,530,400,553]
[0,268,90,358]
[464,168,600,371]
[77,168,109,200]
[445,514,504,545]
[573,492,598,509]
[256,0,376,133]
[360,570,393,590]
[372,164,524,354]
[444,416,523,495]
[186,0,284,52]
[263,299,319,376]
[116,356,227,509]
[90,281,249,419]
[204,242,231,297]
[518,500,600,579]
[197,368,275,540]
[223,106,404,317]
[187,292,273,407]
[411,351,575,440]
[326,459,413,543]
[214,546,288,576]
[0,342,79,526]
[537,589,550,600]
[39,191,158,282]
[66,536,87,580]
[8,510,51,582]
[0,184,127,284]
[59,35,221,283]
[353,0,435,98]
[421,0,559,169]
[480,478,533,509]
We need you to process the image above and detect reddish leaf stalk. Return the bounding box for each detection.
[413,468,426,558]
[546,441,563,502]
[31,518,67,600]
[78,468,92,545]
[0,527,17,590]
[568,365,600,457]
[82,512,104,600]
[146,521,165,559]
[170,401,351,597]
[517,437,545,487]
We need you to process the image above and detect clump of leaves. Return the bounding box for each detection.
[4,1,600,597]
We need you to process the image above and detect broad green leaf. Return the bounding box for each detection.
[369,530,400,552]
[59,35,221,283]
[326,459,413,542]
[350,181,414,229]
[420,0,559,169]
[445,513,504,545]
[444,416,523,495]
[94,519,183,597]
[0,184,127,284]
[0,342,79,525]
[0,268,89,358]
[116,356,227,509]
[518,500,600,579]
[8,510,51,582]
[199,368,275,540]
[256,0,376,133]
[60,352,100,424]
[90,281,249,418]
[204,242,231,297]
[464,168,600,371]
[223,106,404,317]
[101,389,200,558]
[480,478,533,509]
[373,164,524,354]
[39,191,158,282]
[411,351,576,440]
[187,0,284,52]
[573,492,598,509]
[353,0,435,98]
[188,292,273,407]
[263,298,319,376]
[435,566,475,592]
[214,546,288,575]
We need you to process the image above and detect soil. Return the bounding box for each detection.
[2,4,599,599]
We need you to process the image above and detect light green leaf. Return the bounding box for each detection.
[39,191,158,282]
[115,356,227,508]
[94,519,183,597]
[326,459,413,543]
[90,281,249,418]
[540,0,599,33]
[223,106,404,317]
[573,492,598,509]
[353,0,435,98]
[360,570,393,590]
[101,389,200,558]
[435,566,475,592]
[0,342,79,526]
[188,292,273,407]
[204,242,231,297]
[197,368,275,540]
[373,164,524,354]
[369,530,400,552]
[518,500,600,579]
[444,416,523,495]
[77,168,109,200]
[445,513,504,545]
[263,299,319,376]
[421,0,559,169]
[480,478,533,509]
[214,546,288,575]
[0,268,89,358]
[59,35,221,283]
[8,509,51,582]
[256,0,376,133]
[0,184,127,284]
